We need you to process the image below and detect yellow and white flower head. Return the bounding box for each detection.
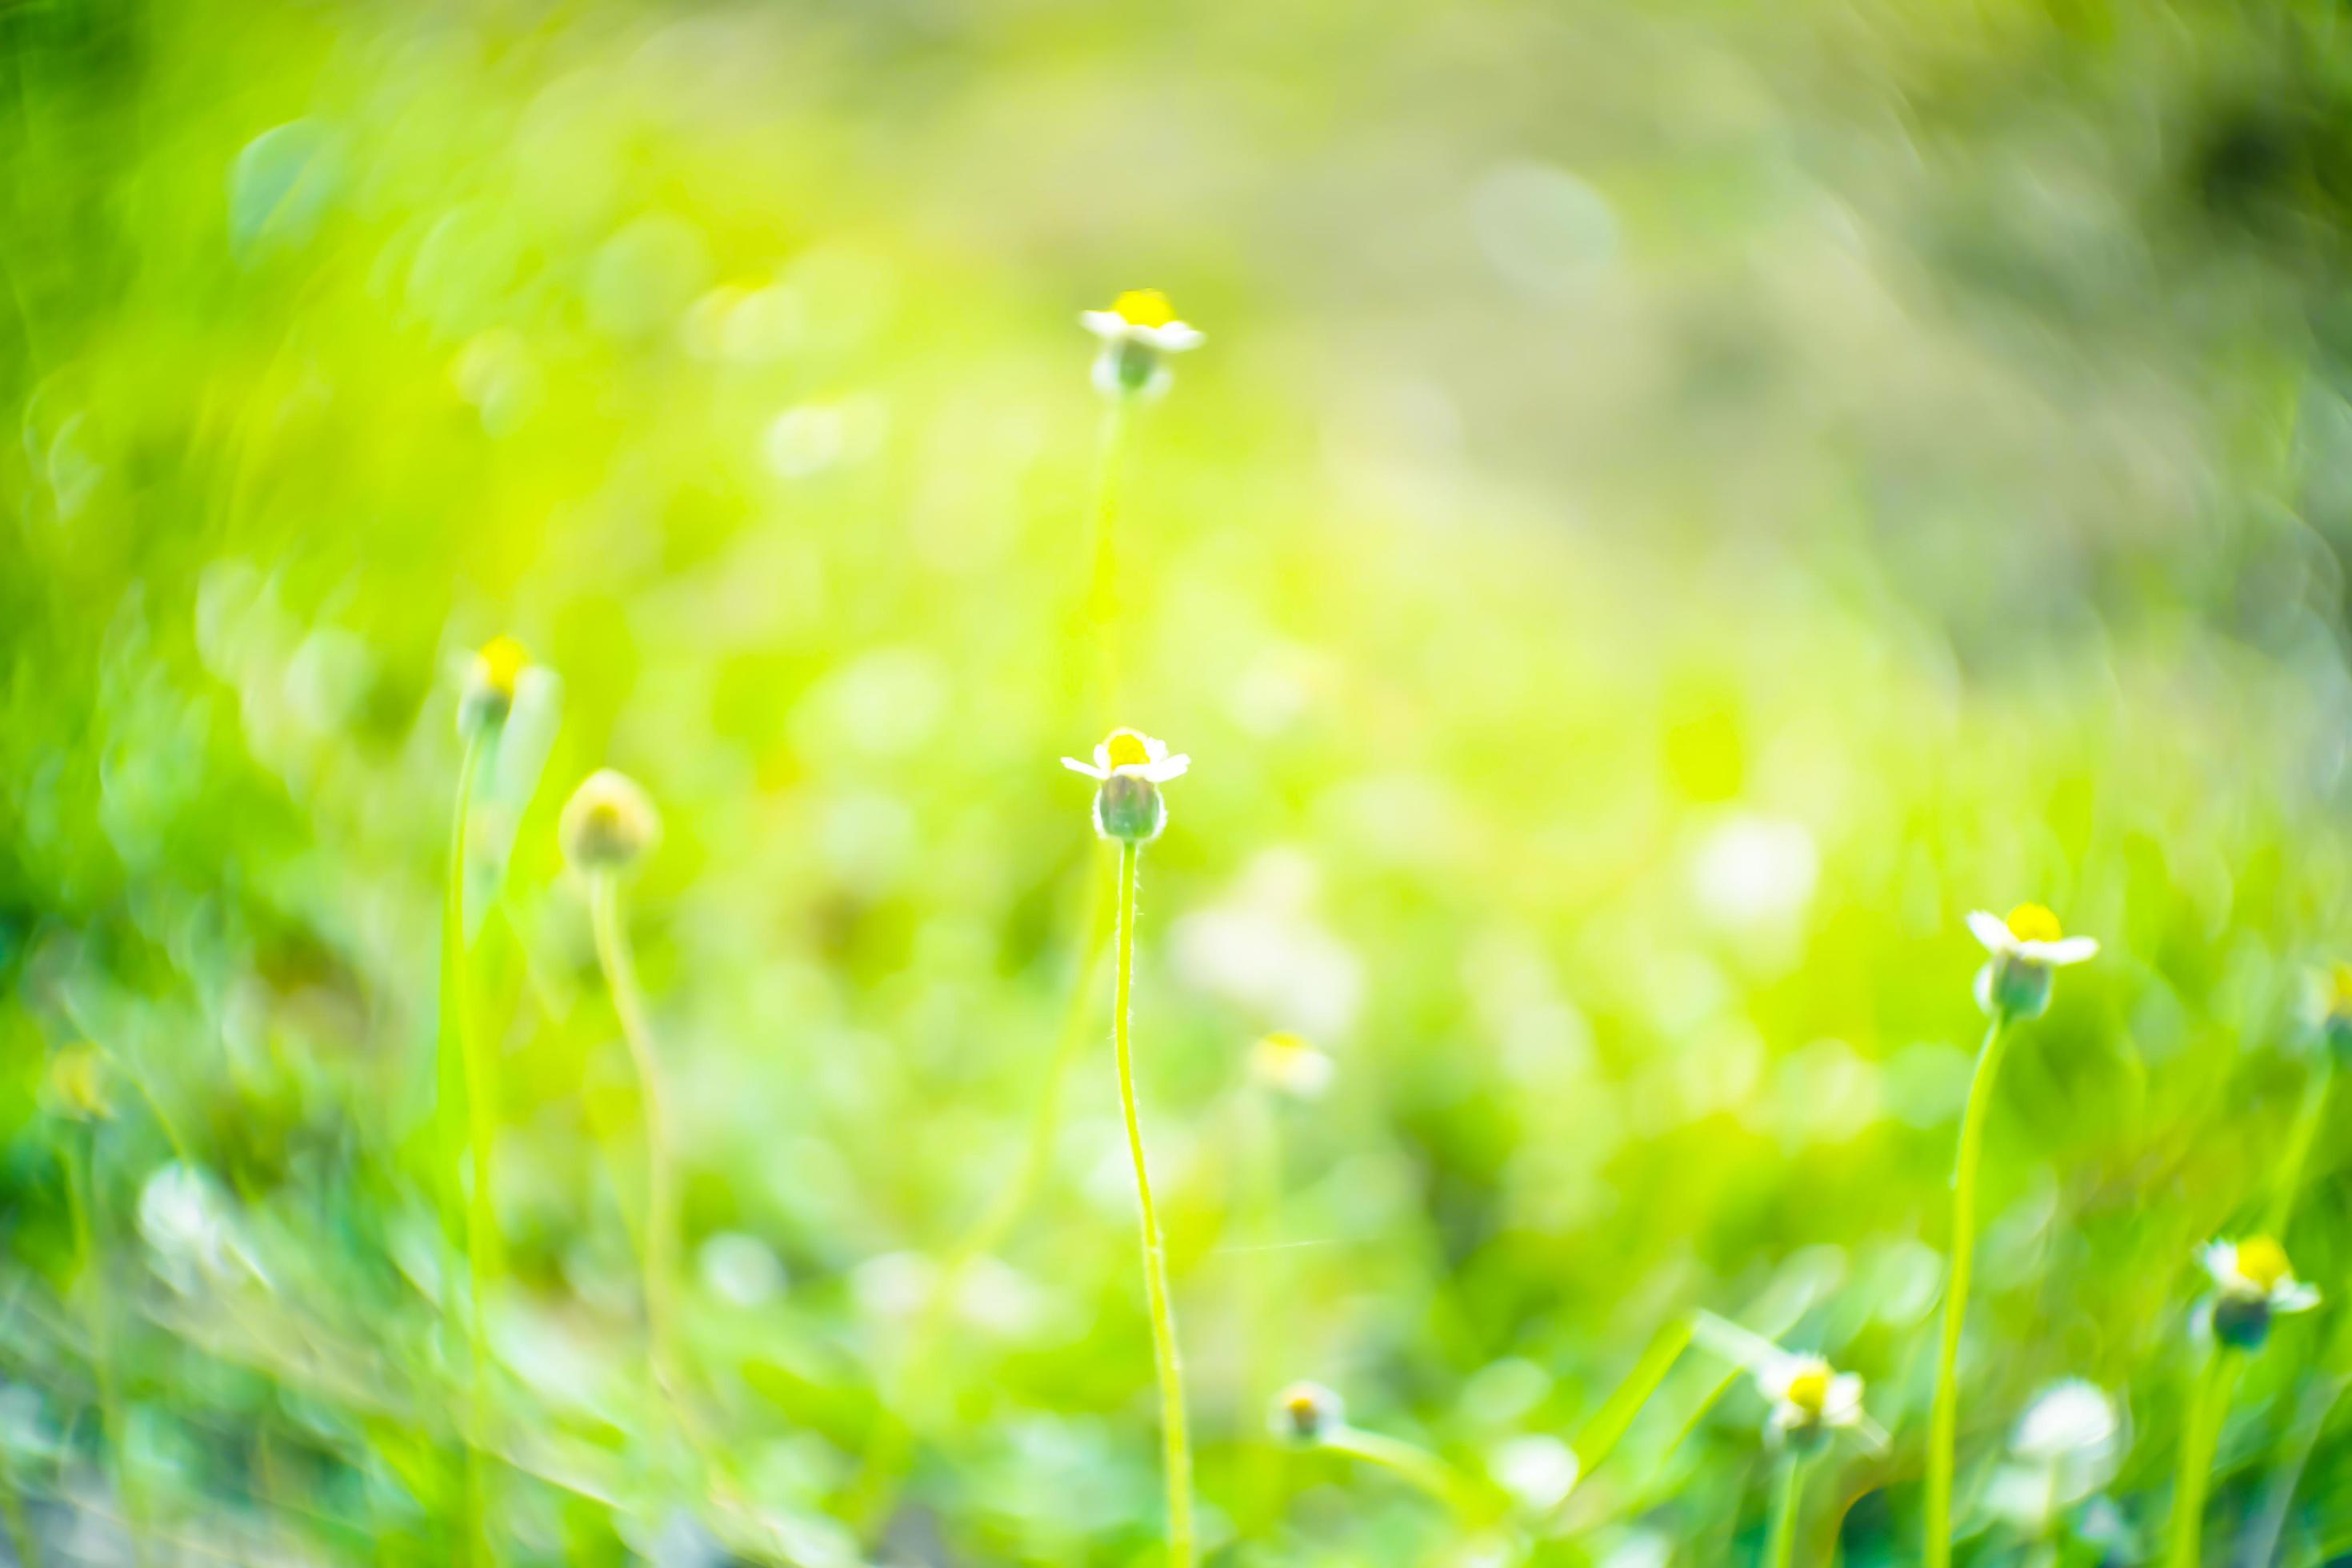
[2310,962,2352,1061]
[560,768,662,874]
[1968,903,2098,1020]
[1269,1380,1345,1446]
[1081,289,1204,400]
[459,634,532,738]
[2201,1234,2320,1350]
[1250,1030,1336,1100]
[1062,728,1190,844]
[1757,1354,1872,1453]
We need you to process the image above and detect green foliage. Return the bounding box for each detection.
[6,0,2352,1562]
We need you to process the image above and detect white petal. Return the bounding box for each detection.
[1138,733,1169,762]
[2200,1242,2238,1288]
[1079,310,1130,341]
[1062,758,1106,779]
[2036,936,2099,966]
[1139,322,1204,352]
[1822,1374,1866,1422]
[1093,740,1114,770]
[1141,755,1190,782]
[2276,1282,2322,1314]
[1967,910,2017,954]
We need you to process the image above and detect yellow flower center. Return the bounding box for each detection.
[1785,1366,1832,1415]
[1113,290,1177,328]
[2237,1235,2291,1292]
[1105,731,1152,768]
[2006,903,2062,943]
[478,634,530,698]
[1262,1031,1307,1055]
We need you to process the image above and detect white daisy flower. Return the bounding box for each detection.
[1757,1354,1874,1450]
[1063,728,1191,845]
[1968,902,2098,1018]
[1080,290,1204,399]
[2202,1234,2320,1351]
[1060,728,1192,784]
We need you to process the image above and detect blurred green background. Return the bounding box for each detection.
[8,0,2352,1562]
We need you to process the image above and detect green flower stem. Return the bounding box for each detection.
[1113,839,1195,1566]
[1084,397,1132,718]
[441,725,497,1562]
[589,870,682,1406]
[1575,1318,1694,1479]
[1763,1450,1808,1568]
[2262,1056,2334,1237]
[1925,1010,2012,1568]
[2166,1347,2241,1568]
[63,1126,144,1568]
[846,862,1116,1534]
[1321,1426,1488,1523]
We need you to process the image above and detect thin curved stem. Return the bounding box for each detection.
[846,859,1116,1533]
[441,726,495,1562]
[590,871,680,1406]
[1322,1426,1489,1525]
[2263,1058,2333,1238]
[1575,1318,1694,1478]
[1114,841,1194,1566]
[1925,1012,2011,1568]
[2166,1347,2238,1568]
[1764,1450,1806,1568]
[1084,398,1132,722]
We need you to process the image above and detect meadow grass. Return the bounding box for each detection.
[10,1,2352,1563]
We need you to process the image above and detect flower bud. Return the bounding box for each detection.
[1978,952,2054,1020]
[1270,1382,1345,1446]
[561,769,662,873]
[2211,1294,2274,1351]
[1094,773,1168,844]
[458,635,530,738]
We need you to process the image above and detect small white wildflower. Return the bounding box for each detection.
[1967,903,2098,1019]
[1754,1354,1876,1451]
[2201,1235,2319,1350]
[1062,728,1190,843]
[1080,290,1204,399]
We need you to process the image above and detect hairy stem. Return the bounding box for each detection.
[2166,1347,2238,1568]
[1084,398,1131,720]
[846,860,1115,1533]
[441,726,497,1561]
[1925,1012,2011,1567]
[1114,841,1194,1566]
[1764,1450,1807,1568]
[590,870,681,1406]
[2263,1058,2334,1238]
